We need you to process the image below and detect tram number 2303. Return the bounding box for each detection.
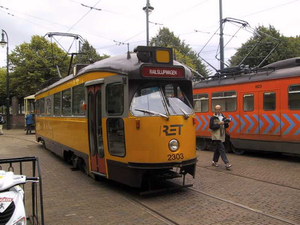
[167,153,184,161]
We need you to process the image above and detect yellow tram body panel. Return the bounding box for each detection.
[36,115,196,172]
[121,116,196,163]
[36,117,89,155]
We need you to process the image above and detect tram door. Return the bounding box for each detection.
[87,83,106,174]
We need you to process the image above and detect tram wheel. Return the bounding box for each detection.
[41,140,46,149]
[90,173,103,181]
[78,158,88,174]
[71,155,79,169]
[230,143,245,155]
[196,138,207,151]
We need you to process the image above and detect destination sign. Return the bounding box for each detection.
[141,66,184,78]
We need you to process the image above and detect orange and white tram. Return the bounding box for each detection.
[193,57,300,155]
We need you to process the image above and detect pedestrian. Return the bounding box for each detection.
[0,114,4,135]
[25,112,34,135]
[210,105,232,169]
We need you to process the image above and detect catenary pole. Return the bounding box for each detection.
[0,29,10,129]
[219,0,224,70]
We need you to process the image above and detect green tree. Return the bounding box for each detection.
[76,40,109,64]
[9,35,70,98]
[229,25,300,67]
[151,27,208,79]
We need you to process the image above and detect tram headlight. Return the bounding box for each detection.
[169,139,179,152]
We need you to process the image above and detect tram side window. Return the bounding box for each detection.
[107,118,125,157]
[211,91,236,112]
[40,98,45,115]
[54,92,61,115]
[106,83,124,115]
[288,84,300,110]
[263,92,276,111]
[62,89,71,116]
[46,97,52,116]
[243,94,254,111]
[72,84,85,115]
[194,93,208,112]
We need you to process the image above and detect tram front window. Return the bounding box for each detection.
[130,84,193,117]
[164,84,193,116]
[131,86,167,117]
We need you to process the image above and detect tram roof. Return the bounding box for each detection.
[36,52,193,96]
[76,53,193,79]
[24,94,35,100]
[194,57,300,89]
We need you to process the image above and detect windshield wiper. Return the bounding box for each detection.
[178,107,189,119]
[168,98,190,119]
[134,108,169,120]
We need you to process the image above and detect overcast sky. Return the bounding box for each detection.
[0,0,299,71]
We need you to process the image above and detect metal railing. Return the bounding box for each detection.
[0,156,45,225]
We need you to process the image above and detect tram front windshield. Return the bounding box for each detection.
[130,83,193,117]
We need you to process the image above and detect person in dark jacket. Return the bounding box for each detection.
[25,112,34,134]
[209,105,232,169]
[0,114,4,135]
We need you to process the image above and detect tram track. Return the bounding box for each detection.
[119,192,180,225]
[196,164,300,191]
[0,134,37,144]
[118,182,299,225]
[188,186,299,225]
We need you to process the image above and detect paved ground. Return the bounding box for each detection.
[1,129,300,225]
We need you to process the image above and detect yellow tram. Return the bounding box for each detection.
[24,94,35,116]
[35,46,197,190]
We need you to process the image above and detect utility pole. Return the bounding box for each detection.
[219,0,224,70]
[0,29,10,129]
[143,0,154,46]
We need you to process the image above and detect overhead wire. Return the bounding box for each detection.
[240,0,299,18]
[0,9,51,30]
[122,24,158,43]
[160,0,211,22]
[0,4,115,42]
[64,0,101,33]
[1,0,216,53]
[1,0,299,55]
[1,5,69,29]
[66,0,143,19]
[106,0,211,49]
[64,0,143,50]
[191,0,299,42]
[194,0,297,68]
[180,0,299,58]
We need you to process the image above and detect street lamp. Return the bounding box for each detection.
[0,29,10,130]
[143,0,154,46]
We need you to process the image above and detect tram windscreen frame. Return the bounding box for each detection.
[130,82,193,117]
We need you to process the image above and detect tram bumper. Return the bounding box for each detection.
[128,157,197,176]
[106,157,197,188]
